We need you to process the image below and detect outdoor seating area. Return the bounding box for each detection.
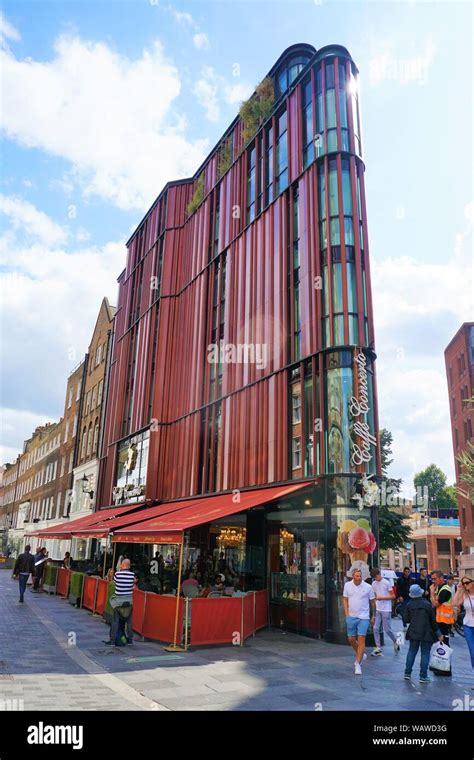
[38,565,269,648]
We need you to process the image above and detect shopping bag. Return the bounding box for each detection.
[429,642,452,676]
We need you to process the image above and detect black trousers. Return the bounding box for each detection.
[438,622,451,646]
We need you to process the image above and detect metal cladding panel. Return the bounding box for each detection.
[288,88,301,185]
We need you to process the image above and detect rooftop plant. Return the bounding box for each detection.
[216,136,233,180]
[239,77,275,149]
[186,172,205,218]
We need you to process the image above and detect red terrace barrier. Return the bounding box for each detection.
[141,594,185,643]
[190,597,243,646]
[82,576,98,612]
[95,579,109,615]
[255,590,268,631]
[131,589,147,636]
[56,568,71,597]
[242,593,254,641]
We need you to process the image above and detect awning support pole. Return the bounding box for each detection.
[102,538,108,579]
[112,543,117,574]
[164,538,185,652]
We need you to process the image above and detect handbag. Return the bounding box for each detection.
[429,641,452,676]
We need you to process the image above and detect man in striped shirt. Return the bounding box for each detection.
[103,559,137,646]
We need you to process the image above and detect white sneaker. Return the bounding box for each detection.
[354,653,367,664]
[371,648,382,657]
[354,662,362,675]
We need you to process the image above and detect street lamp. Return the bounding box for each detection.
[81,474,94,499]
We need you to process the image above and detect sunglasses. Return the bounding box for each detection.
[462,579,473,586]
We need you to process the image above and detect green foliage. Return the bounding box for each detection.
[414,463,448,510]
[216,136,233,179]
[69,571,84,598]
[239,77,275,148]
[43,563,58,586]
[186,173,205,218]
[437,484,458,510]
[379,504,413,551]
[379,428,402,493]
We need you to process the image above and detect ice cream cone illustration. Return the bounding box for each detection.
[349,549,368,563]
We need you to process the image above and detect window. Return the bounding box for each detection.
[276,109,288,194]
[209,253,227,402]
[91,385,97,409]
[325,62,337,152]
[257,133,264,214]
[292,387,301,424]
[324,350,360,473]
[81,427,87,459]
[76,380,82,401]
[338,62,349,151]
[350,70,361,155]
[265,125,273,205]
[63,422,69,443]
[60,457,65,477]
[304,361,315,476]
[292,437,302,470]
[73,414,78,437]
[315,67,325,156]
[67,389,72,409]
[291,186,301,360]
[69,451,74,472]
[302,78,314,168]
[97,380,104,407]
[93,420,99,453]
[85,391,91,415]
[276,54,310,97]
[246,144,256,224]
[86,424,93,457]
[115,430,150,500]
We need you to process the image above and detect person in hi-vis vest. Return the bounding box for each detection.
[430,569,455,646]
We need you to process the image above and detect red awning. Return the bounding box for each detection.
[25,503,147,540]
[112,482,314,544]
[73,499,199,539]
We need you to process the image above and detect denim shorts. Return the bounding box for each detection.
[346,616,370,637]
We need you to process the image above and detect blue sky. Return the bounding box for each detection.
[1,0,473,492]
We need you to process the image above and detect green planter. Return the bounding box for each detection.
[68,571,85,607]
[43,564,58,595]
[103,582,116,625]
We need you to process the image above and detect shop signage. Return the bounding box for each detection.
[112,483,145,504]
[349,351,377,468]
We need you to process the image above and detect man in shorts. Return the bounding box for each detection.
[343,569,376,675]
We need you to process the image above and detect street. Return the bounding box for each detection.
[0,570,472,712]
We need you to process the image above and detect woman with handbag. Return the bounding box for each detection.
[453,576,474,688]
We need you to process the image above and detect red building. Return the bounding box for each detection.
[97,44,382,640]
[445,322,474,571]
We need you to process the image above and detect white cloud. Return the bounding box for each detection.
[0,12,20,43]
[0,203,124,443]
[1,34,208,210]
[0,194,67,246]
[193,66,252,122]
[193,32,209,51]
[372,242,473,490]
[171,9,194,27]
[0,408,55,464]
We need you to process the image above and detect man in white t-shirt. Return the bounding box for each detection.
[343,569,376,675]
[370,567,400,657]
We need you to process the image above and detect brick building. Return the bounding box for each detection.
[445,322,474,571]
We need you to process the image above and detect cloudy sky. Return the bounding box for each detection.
[0,0,472,494]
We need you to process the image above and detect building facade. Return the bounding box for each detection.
[95,42,381,640]
[445,322,474,571]
[71,299,115,523]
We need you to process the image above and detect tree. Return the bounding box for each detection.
[378,428,410,550]
[413,464,457,512]
[378,507,412,552]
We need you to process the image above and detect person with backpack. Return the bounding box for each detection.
[402,584,443,683]
[13,544,36,603]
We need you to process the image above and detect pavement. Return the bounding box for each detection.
[0,570,472,711]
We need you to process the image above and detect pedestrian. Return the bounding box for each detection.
[103,559,137,646]
[370,568,400,656]
[429,570,455,646]
[447,574,457,594]
[417,567,432,599]
[32,548,48,592]
[402,584,444,684]
[396,567,413,625]
[13,544,36,603]
[343,568,376,675]
[452,576,474,689]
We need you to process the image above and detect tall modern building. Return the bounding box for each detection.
[97,43,381,640]
[445,322,474,571]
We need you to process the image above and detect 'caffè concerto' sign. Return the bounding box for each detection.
[349,352,377,468]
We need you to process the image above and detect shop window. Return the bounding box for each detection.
[114,430,150,503]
